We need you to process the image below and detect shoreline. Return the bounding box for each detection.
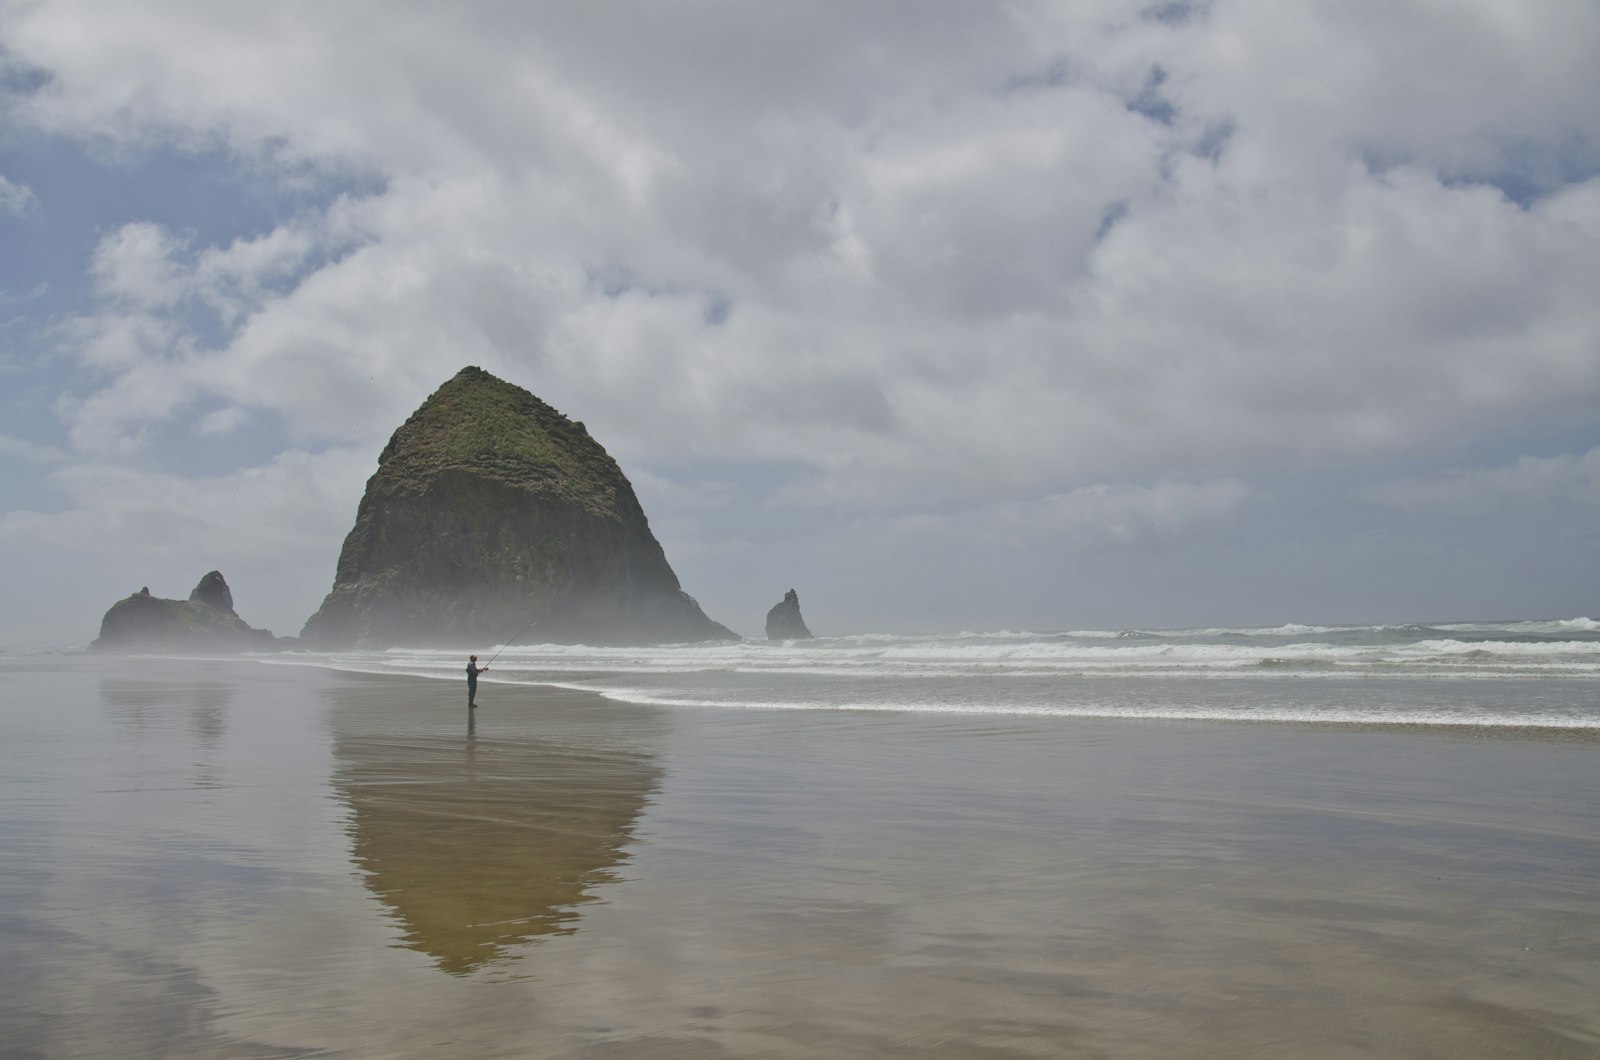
[45,648,1600,741]
[3,654,1598,1057]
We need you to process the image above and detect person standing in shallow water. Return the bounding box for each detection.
[466,655,487,708]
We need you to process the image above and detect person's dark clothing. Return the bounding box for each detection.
[466,661,484,706]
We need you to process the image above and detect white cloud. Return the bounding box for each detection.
[894,478,1252,550]
[0,282,50,304]
[0,174,38,217]
[0,445,373,642]
[1019,478,1252,544]
[54,214,351,453]
[0,434,65,463]
[196,405,248,436]
[2,1,1599,637]
[1362,446,1600,516]
[10,1,1593,493]
[88,220,189,307]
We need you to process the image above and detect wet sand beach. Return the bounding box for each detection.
[2,655,1598,1058]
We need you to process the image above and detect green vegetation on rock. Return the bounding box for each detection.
[376,367,621,517]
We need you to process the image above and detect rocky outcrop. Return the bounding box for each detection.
[765,588,813,640]
[93,573,276,652]
[300,366,737,648]
[189,570,235,614]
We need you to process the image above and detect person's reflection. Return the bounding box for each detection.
[330,693,661,976]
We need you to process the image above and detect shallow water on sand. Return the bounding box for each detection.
[3,656,1599,1058]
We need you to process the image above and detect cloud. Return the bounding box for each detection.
[0,283,50,305]
[0,174,38,217]
[1018,478,1251,544]
[895,477,1252,550]
[0,434,66,463]
[1362,446,1600,516]
[0,445,374,641]
[0,446,369,557]
[52,213,354,453]
[2,2,1599,638]
[8,2,1592,493]
[88,220,189,307]
[195,406,249,436]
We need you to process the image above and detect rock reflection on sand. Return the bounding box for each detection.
[331,703,659,976]
[100,677,231,742]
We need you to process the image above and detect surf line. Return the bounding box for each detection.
[486,616,540,666]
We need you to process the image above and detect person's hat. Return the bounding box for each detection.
[470,654,478,660]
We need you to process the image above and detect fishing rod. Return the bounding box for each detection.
[485,615,540,666]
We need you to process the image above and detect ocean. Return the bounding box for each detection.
[277,615,1600,729]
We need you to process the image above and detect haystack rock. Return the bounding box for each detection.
[93,572,276,652]
[765,588,813,640]
[300,366,737,648]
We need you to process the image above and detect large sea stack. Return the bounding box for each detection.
[301,366,736,648]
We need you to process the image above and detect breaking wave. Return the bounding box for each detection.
[268,616,1600,730]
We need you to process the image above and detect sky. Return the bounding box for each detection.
[2,0,1598,647]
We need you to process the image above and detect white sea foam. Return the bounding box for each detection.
[501,678,1600,729]
[1167,623,1348,637]
[265,617,1600,729]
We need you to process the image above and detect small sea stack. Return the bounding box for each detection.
[765,588,813,640]
[92,572,276,652]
